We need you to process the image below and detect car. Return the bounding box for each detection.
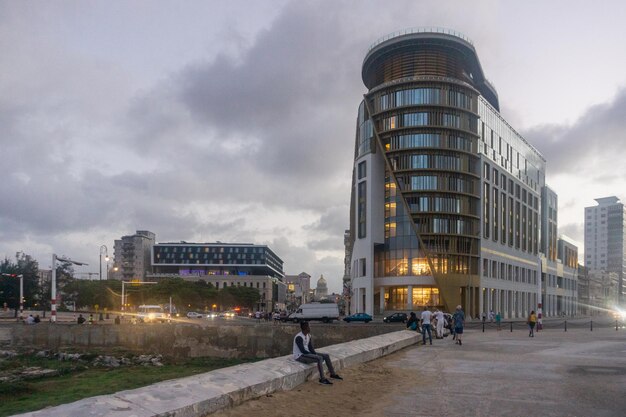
[383,312,407,323]
[205,312,218,319]
[343,313,373,323]
[186,311,203,319]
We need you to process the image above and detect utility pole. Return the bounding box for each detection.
[51,254,88,323]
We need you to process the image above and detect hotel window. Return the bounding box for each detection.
[493,187,498,242]
[501,192,507,244]
[358,181,367,238]
[484,163,490,180]
[483,183,490,239]
[358,161,367,179]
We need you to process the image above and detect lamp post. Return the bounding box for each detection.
[99,245,109,281]
[51,254,88,323]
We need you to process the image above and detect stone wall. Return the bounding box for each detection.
[0,322,403,358]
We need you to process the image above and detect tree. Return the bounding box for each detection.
[219,286,261,310]
[0,254,40,315]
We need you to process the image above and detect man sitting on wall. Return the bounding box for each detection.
[293,321,343,385]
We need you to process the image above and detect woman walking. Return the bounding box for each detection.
[452,305,465,345]
[528,310,537,337]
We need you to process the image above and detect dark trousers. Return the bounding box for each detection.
[422,323,432,344]
[297,353,335,379]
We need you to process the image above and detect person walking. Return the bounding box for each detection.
[293,321,343,385]
[495,311,502,331]
[528,310,537,337]
[453,305,465,345]
[421,306,433,345]
[434,309,445,339]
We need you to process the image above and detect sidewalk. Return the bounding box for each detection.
[213,328,626,417]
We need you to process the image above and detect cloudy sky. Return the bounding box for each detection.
[1,1,626,292]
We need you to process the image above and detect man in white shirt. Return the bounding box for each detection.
[421,306,433,345]
[434,309,445,339]
[293,321,343,385]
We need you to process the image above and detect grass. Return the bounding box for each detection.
[0,356,256,416]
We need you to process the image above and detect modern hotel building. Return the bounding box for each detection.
[347,28,577,318]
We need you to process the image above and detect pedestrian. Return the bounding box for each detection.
[434,309,444,339]
[114,315,121,325]
[293,321,343,385]
[25,314,35,325]
[527,310,537,337]
[34,314,41,324]
[421,306,433,345]
[77,314,86,324]
[453,305,465,345]
[406,312,419,331]
[495,311,501,331]
[489,310,495,323]
[88,313,94,325]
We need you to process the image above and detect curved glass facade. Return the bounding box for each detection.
[357,32,484,308]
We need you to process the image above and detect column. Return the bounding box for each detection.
[407,285,413,311]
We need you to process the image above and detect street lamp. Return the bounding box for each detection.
[51,254,88,323]
[99,245,109,281]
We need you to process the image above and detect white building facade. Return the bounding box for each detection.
[347,29,577,318]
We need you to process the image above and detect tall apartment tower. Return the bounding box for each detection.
[348,29,561,318]
[584,196,626,303]
[112,230,156,281]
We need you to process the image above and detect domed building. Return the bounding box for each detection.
[315,275,329,300]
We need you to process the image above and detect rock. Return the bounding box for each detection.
[0,350,18,358]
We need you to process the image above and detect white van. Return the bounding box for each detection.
[137,305,167,323]
[288,303,340,323]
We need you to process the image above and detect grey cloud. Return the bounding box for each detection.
[307,237,344,252]
[524,88,626,177]
[559,222,584,246]
[304,205,349,234]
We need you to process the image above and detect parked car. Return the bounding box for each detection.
[186,311,203,319]
[343,313,373,323]
[383,312,408,323]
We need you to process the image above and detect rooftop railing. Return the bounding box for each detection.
[367,27,474,53]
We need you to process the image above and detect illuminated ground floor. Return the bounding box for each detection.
[352,282,577,319]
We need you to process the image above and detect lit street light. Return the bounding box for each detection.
[51,254,87,323]
[99,245,109,281]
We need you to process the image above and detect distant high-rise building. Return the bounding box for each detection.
[112,230,156,281]
[584,196,626,303]
[347,28,577,318]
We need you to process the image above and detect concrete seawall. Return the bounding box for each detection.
[14,330,419,417]
[0,322,403,358]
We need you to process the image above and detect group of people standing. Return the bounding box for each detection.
[406,305,466,346]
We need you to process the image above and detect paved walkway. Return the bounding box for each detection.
[213,328,626,417]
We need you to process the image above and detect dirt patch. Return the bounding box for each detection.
[210,350,414,417]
